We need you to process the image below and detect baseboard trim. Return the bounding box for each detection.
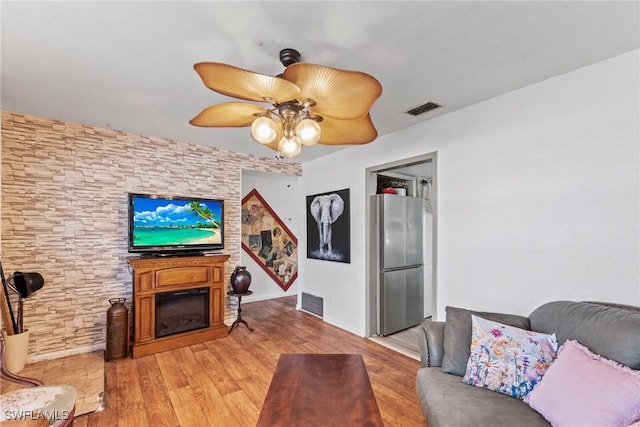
[243,291,296,303]
[28,343,105,363]
[298,306,324,319]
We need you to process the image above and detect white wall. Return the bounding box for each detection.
[241,170,300,301]
[300,49,640,336]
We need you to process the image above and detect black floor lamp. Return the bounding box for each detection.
[0,258,44,335]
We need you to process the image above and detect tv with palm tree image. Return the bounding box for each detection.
[128,193,224,255]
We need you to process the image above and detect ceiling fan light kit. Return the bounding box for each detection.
[278,136,302,158]
[295,118,321,146]
[190,48,382,159]
[250,99,323,158]
[250,115,278,145]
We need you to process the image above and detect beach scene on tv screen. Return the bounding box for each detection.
[133,197,222,246]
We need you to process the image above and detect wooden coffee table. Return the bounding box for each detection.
[256,353,384,426]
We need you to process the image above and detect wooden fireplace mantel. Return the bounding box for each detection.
[128,254,230,358]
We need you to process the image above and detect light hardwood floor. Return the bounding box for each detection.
[369,325,421,361]
[74,296,426,427]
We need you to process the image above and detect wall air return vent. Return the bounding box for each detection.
[301,292,323,317]
[406,102,441,116]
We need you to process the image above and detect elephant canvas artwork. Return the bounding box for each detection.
[241,189,298,291]
[306,188,350,264]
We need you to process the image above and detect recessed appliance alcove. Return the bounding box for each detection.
[365,152,437,338]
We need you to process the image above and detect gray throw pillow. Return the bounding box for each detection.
[441,306,531,376]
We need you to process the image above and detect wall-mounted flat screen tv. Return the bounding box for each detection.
[128,193,224,255]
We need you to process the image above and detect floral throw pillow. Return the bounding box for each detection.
[462,314,558,399]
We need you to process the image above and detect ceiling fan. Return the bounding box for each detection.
[189,48,383,158]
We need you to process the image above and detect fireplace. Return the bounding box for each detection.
[129,255,229,358]
[155,287,210,338]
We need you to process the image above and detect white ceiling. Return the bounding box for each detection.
[2,1,638,163]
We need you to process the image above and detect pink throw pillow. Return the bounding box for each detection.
[525,340,640,427]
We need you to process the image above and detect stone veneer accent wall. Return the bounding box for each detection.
[1,110,301,359]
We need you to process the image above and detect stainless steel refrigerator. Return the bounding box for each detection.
[373,194,424,336]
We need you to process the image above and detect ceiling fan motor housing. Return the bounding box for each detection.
[279,48,301,67]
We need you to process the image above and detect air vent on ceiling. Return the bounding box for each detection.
[406,101,441,116]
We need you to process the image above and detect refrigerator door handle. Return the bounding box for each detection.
[382,264,423,272]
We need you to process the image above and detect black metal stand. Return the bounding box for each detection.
[227,290,254,333]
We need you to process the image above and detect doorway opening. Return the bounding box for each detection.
[365,152,437,352]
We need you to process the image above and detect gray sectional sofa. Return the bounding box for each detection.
[416,301,640,427]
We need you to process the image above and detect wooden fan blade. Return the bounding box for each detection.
[283,63,382,120]
[189,102,267,127]
[194,63,301,103]
[318,114,378,145]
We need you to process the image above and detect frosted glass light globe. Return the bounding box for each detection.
[250,116,277,145]
[278,136,302,158]
[295,119,321,146]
